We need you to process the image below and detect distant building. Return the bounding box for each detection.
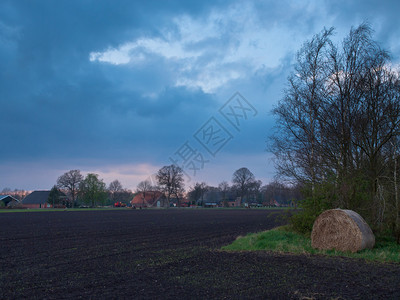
[225,200,236,207]
[0,195,20,207]
[204,202,218,208]
[235,197,242,207]
[262,198,281,207]
[130,191,168,208]
[22,191,52,208]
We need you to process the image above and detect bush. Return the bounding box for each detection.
[290,209,316,235]
[290,182,336,235]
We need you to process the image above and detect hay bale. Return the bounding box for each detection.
[311,209,375,252]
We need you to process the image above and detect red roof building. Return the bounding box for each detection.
[130,191,168,208]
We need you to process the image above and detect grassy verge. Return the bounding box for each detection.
[222,226,400,263]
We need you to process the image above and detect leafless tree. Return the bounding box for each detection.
[109,180,123,193]
[1,187,12,194]
[108,180,123,202]
[248,180,262,203]
[271,27,333,192]
[270,23,400,235]
[136,180,152,207]
[232,167,255,203]
[57,169,83,208]
[188,182,208,206]
[262,181,302,207]
[218,181,230,206]
[156,165,184,205]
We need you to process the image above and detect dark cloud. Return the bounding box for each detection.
[0,0,223,164]
[0,0,399,189]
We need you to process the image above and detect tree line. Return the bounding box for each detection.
[0,188,29,201]
[49,170,132,208]
[43,166,300,208]
[271,23,400,241]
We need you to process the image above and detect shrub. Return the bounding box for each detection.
[290,182,335,235]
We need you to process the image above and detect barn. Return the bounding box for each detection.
[0,195,20,207]
[130,191,168,208]
[22,191,52,208]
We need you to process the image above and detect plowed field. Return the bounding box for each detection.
[1,209,399,299]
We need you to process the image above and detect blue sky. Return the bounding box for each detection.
[1,0,400,191]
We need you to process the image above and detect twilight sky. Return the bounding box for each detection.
[1,0,400,191]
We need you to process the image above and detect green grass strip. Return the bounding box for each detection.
[222,226,400,263]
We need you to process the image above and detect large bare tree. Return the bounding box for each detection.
[271,23,400,235]
[232,167,255,203]
[57,169,83,208]
[108,179,124,202]
[271,27,333,191]
[156,165,184,205]
[109,180,123,193]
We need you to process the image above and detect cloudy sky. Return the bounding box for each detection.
[1,0,399,191]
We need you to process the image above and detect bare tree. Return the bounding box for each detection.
[136,180,152,207]
[1,187,12,194]
[248,180,262,203]
[262,181,302,207]
[1,188,28,201]
[271,27,333,191]
[218,181,230,207]
[156,165,185,206]
[109,180,123,193]
[108,180,123,202]
[270,23,400,235]
[57,169,83,208]
[232,167,255,203]
[188,182,208,206]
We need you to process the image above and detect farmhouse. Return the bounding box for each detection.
[22,191,52,208]
[235,197,242,207]
[130,191,168,208]
[224,200,236,207]
[0,195,20,207]
[263,198,281,207]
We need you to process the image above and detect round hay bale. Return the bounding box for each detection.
[311,209,375,253]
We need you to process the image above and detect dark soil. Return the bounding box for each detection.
[1,209,399,299]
